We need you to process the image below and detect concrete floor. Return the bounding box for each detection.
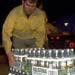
[0,63,9,75]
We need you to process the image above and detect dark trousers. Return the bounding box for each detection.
[12,36,36,49]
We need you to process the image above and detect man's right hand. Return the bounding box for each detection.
[7,51,15,66]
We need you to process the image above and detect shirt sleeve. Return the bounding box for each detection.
[35,11,47,48]
[35,24,46,48]
[47,23,59,34]
[2,9,16,54]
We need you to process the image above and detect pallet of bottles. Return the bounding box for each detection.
[8,48,75,75]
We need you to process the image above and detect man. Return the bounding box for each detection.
[2,0,47,66]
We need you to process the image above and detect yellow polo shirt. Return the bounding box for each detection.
[2,5,47,53]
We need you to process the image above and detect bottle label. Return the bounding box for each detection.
[32,66,59,75]
[32,66,48,75]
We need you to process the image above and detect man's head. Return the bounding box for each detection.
[22,0,37,15]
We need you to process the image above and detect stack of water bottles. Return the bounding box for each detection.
[8,48,75,75]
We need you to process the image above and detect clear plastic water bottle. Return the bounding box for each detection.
[20,49,25,55]
[17,49,20,55]
[67,49,70,57]
[60,61,67,75]
[28,48,33,57]
[14,49,19,55]
[56,62,60,69]
[24,48,29,55]
[55,49,59,58]
[45,61,49,68]
[52,61,57,69]
[37,48,41,57]
[48,61,54,69]
[61,49,64,58]
[15,57,18,62]
[52,49,56,58]
[37,60,41,67]
[49,49,52,58]
[40,60,45,67]
[70,49,74,57]
[31,60,37,66]
[9,67,14,74]
[33,49,36,57]
[21,63,26,72]
[40,49,46,58]
[60,61,66,69]
[45,49,49,58]
[22,71,27,75]
[64,49,68,58]
[11,48,14,53]
[67,60,74,75]
[58,49,62,58]
[15,69,19,75]
[18,70,22,75]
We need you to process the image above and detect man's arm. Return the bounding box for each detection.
[2,9,16,66]
[2,10,16,54]
[46,23,60,35]
[35,11,47,48]
[35,23,46,48]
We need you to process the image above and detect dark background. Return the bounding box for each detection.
[0,0,75,25]
[0,0,75,39]
[0,0,75,73]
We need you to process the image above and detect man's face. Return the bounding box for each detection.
[22,0,37,15]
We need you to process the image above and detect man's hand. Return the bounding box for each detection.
[7,51,15,66]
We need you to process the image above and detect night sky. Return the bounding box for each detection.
[0,0,75,31]
[0,0,75,22]
[0,0,75,44]
[43,0,75,22]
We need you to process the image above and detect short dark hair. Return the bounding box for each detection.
[30,0,38,3]
[24,0,38,3]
